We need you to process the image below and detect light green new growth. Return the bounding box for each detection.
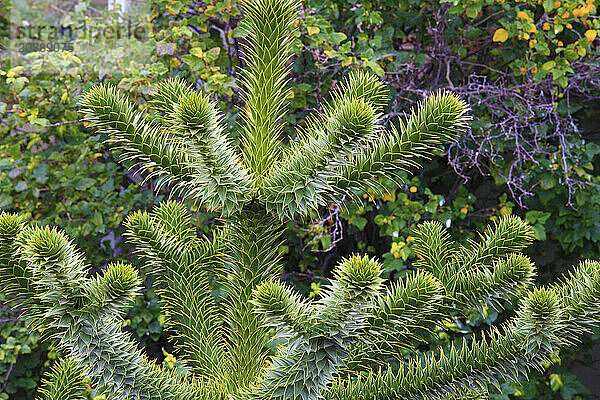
[1,0,600,399]
[36,358,87,400]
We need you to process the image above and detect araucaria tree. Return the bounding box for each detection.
[1,0,600,399]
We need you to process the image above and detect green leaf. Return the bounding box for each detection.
[329,32,347,44]
[465,4,481,18]
[190,47,205,58]
[90,211,103,227]
[166,2,184,14]
[181,54,204,71]
[351,216,368,231]
[362,59,385,78]
[549,373,563,392]
[0,194,12,208]
[373,214,388,226]
[319,235,332,249]
[206,47,221,63]
[525,211,551,225]
[540,174,556,190]
[14,181,28,192]
[8,143,21,159]
[181,55,204,71]
[156,42,177,57]
[542,61,556,72]
[73,177,96,190]
[33,164,48,184]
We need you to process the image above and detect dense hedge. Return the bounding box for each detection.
[0,0,599,398]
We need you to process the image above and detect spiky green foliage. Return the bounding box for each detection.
[325,289,563,400]
[3,0,600,399]
[220,210,286,388]
[124,202,226,381]
[413,216,536,310]
[237,0,299,177]
[36,358,87,400]
[79,0,469,220]
[248,255,385,400]
[0,212,221,400]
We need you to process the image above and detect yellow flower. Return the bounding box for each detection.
[520,67,527,75]
[566,23,572,29]
[557,40,564,46]
[493,28,509,42]
[523,32,530,40]
[554,1,561,7]
[562,11,570,18]
[543,22,551,30]
[585,29,598,42]
[460,206,468,214]
[409,186,418,193]
[529,39,537,48]
[517,11,529,20]
[532,66,538,73]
